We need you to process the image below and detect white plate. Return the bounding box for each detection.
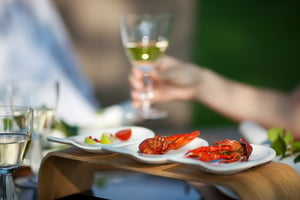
[47,126,155,153]
[102,137,209,164]
[168,144,276,174]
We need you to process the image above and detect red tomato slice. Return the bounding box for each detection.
[115,129,132,141]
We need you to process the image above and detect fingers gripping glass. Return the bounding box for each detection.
[120,13,173,119]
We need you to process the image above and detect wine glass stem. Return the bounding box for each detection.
[0,173,18,200]
[141,72,154,113]
[30,133,43,176]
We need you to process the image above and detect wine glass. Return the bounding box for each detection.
[7,80,59,187]
[120,13,173,119]
[0,106,34,200]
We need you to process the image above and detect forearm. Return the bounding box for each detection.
[194,68,300,138]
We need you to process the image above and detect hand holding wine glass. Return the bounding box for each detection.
[0,106,33,200]
[120,13,173,119]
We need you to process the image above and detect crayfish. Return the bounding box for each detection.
[139,130,200,154]
[185,138,253,163]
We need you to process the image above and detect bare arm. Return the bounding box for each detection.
[196,67,300,139]
[130,56,300,139]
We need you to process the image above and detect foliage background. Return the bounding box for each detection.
[191,0,300,128]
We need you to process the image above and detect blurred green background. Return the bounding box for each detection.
[191,0,300,128]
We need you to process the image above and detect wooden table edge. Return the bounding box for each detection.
[38,147,300,200]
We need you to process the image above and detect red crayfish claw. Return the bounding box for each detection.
[185,138,253,163]
[139,130,200,155]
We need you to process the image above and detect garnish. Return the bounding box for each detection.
[84,129,132,145]
[115,129,132,141]
[100,133,115,144]
[84,133,115,144]
[267,128,300,163]
[84,136,101,144]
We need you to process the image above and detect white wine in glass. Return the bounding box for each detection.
[120,13,173,119]
[0,106,33,200]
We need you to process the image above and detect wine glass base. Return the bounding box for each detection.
[15,175,38,189]
[137,108,168,120]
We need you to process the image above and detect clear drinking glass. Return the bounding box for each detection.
[0,106,33,200]
[7,81,59,187]
[120,13,173,119]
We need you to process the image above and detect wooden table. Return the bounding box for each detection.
[38,147,300,200]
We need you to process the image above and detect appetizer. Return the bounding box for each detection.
[139,131,200,154]
[84,128,132,144]
[185,138,253,163]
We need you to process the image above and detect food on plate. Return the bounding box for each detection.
[84,133,114,144]
[115,129,132,141]
[139,130,200,154]
[84,128,132,144]
[84,136,100,144]
[185,138,253,163]
[100,133,115,144]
